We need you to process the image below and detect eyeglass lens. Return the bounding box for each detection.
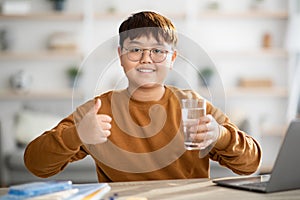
[126,48,168,63]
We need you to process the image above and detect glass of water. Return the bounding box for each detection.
[181,98,206,150]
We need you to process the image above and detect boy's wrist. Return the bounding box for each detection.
[213,125,231,150]
[62,125,83,150]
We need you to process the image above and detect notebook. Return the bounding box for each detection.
[213,119,300,193]
[0,182,110,200]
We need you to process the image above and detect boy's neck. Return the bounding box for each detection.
[127,85,166,101]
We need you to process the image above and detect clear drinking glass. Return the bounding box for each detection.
[181,98,206,150]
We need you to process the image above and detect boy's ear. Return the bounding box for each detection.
[171,50,177,62]
[118,46,124,67]
[169,50,177,69]
[118,46,122,57]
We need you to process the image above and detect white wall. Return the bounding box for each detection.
[0,0,290,174]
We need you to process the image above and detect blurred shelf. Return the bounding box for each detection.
[226,87,288,98]
[0,89,84,100]
[0,50,83,61]
[94,12,133,20]
[94,10,288,21]
[0,10,287,21]
[0,12,83,20]
[209,48,288,59]
[198,10,288,19]
[94,12,186,20]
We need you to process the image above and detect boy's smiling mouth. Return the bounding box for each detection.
[137,67,156,73]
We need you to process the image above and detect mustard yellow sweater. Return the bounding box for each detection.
[24,86,262,182]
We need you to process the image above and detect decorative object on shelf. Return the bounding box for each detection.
[106,6,117,14]
[9,70,32,93]
[198,67,214,86]
[238,77,273,88]
[0,29,10,50]
[66,65,82,88]
[48,32,78,51]
[0,0,31,14]
[48,0,67,12]
[250,0,266,10]
[205,0,220,11]
[105,0,117,14]
[262,32,272,48]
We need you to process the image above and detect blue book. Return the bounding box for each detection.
[0,182,110,200]
[0,181,72,199]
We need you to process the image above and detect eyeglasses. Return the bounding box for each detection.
[122,47,172,63]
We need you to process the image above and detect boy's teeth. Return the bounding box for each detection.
[138,69,154,72]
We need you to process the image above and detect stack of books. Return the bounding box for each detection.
[0,181,110,200]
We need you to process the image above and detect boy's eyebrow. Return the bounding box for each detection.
[127,40,165,46]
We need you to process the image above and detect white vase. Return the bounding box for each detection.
[10,70,32,93]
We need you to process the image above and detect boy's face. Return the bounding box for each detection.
[118,35,177,90]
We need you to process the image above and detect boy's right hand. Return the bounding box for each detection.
[77,99,112,144]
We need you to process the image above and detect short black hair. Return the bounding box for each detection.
[119,11,177,48]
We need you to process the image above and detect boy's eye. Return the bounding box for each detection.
[129,48,142,53]
[152,49,163,54]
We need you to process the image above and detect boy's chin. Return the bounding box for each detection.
[133,82,163,89]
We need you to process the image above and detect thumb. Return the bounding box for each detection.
[94,98,102,114]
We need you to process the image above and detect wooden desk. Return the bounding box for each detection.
[1,179,300,200]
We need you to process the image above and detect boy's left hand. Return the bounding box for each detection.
[189,114,221,149]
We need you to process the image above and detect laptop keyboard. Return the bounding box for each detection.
[242,181,268,189]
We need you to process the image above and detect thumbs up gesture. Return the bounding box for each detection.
[77,99,112,144]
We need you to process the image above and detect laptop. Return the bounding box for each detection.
[213,119,300,193]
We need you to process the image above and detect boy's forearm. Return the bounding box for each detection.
[24,118,85,178]
[211,122,262,175]
[207,102,262,175]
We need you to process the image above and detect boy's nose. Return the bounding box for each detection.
[140,50,153,63]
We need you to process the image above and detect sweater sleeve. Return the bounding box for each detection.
[24,112,88,178]
[207,101,262,175]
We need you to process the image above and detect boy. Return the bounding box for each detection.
[24,11,261,182]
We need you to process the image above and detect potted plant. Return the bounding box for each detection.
[250,0,265,10]
[206,0,220,11]
[198,67,214,86]
[48,0,67,11]
[66,66,82,88]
